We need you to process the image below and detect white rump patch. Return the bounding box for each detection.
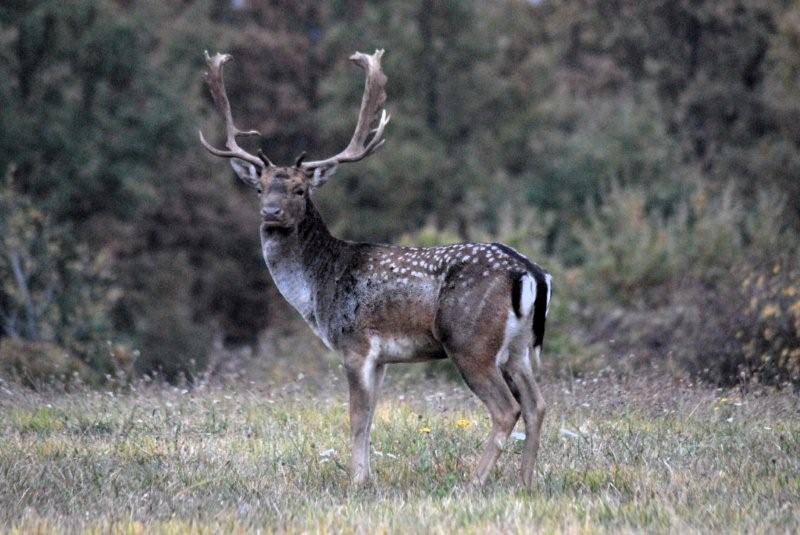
[520,273,537,317]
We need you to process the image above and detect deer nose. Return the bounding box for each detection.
[261,206,283,220]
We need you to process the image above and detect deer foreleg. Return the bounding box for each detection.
[344,340,383,485]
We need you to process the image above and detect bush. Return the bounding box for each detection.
[0,165,117,380]
[744,264,800,384]
[576,184,679,306]
[121,252,212,382]
[659,262,799,386]
[573,182,800,384]
[0,338,91,386]
[575,184,791,306]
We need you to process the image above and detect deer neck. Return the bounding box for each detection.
[259,198,344,327]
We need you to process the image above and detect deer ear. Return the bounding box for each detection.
[230,158,261,187]
[307,163,339,188]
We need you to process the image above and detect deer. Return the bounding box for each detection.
[198,49,553,488]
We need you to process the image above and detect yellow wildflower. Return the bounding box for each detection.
[418,426,432,434]
[455,418,470,429]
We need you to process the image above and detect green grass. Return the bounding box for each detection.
[0,374,798,533]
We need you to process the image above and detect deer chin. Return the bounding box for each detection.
[260,220,294,235]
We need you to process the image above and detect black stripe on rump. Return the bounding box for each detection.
[510,271,524,319]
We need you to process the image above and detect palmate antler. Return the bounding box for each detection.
[301,50,390,171]
[199,49,389,176]
[198,51,267,169]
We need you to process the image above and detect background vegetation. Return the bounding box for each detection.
[2,2,800,533]
[2,0,800,385]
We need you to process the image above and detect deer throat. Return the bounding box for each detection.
[261,234,314,320]
[258,204,341,348]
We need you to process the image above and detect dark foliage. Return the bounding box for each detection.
[1,0,799,384]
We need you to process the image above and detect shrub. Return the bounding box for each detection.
[122,252,211,382]
[573,181,800,384]
[668,262,800,386]
[733,262,800,384]
[0,338,91,386]
[576,184,679,306]
[575,183,792,307]
[0,165,117,381]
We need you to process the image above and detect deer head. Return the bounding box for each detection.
[198,50,390,228]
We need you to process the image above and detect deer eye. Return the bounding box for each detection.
[294,188,304,196]
[256,187,263,195]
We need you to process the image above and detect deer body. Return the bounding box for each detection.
[200,49,552,488]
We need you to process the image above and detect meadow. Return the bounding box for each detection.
[1,372,798,534]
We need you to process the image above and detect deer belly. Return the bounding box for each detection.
[373,334,445,364]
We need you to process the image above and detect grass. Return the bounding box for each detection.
[0,372,798,534]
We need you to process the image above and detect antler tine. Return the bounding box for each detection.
[198,51,264,169]
[302,49,391,169]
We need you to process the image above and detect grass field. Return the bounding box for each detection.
[1,372,798,534]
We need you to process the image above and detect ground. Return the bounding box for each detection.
[1,372,798,534]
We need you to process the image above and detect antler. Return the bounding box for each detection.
[302,49,390,170]
[198,51,266,169]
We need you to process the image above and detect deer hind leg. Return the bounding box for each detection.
[503,345,546,489]
[451,358,520,486]
[344,339,385,486]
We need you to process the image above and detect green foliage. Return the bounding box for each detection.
[571,182,800,384]
[2,0,800,385]
[0,0,193,222]
[576,184,794,306]
[122,252,211,381]
[577,185,679,305]
[0,165,114,378]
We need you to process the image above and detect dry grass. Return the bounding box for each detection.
[0,372,798,534]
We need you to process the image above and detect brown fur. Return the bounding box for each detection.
[199,49,553,488]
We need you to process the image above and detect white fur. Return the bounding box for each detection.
[544,273,553,315]
[262,241,313,316]
[372,334,438,364]
[362,337,380,390]
[311,163,339,187]
[261,239,333,349]
[520,273,537,317]
[230,158,258,185]
[495,309,525,367]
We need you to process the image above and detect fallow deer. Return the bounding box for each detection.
[199,49,553,488]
